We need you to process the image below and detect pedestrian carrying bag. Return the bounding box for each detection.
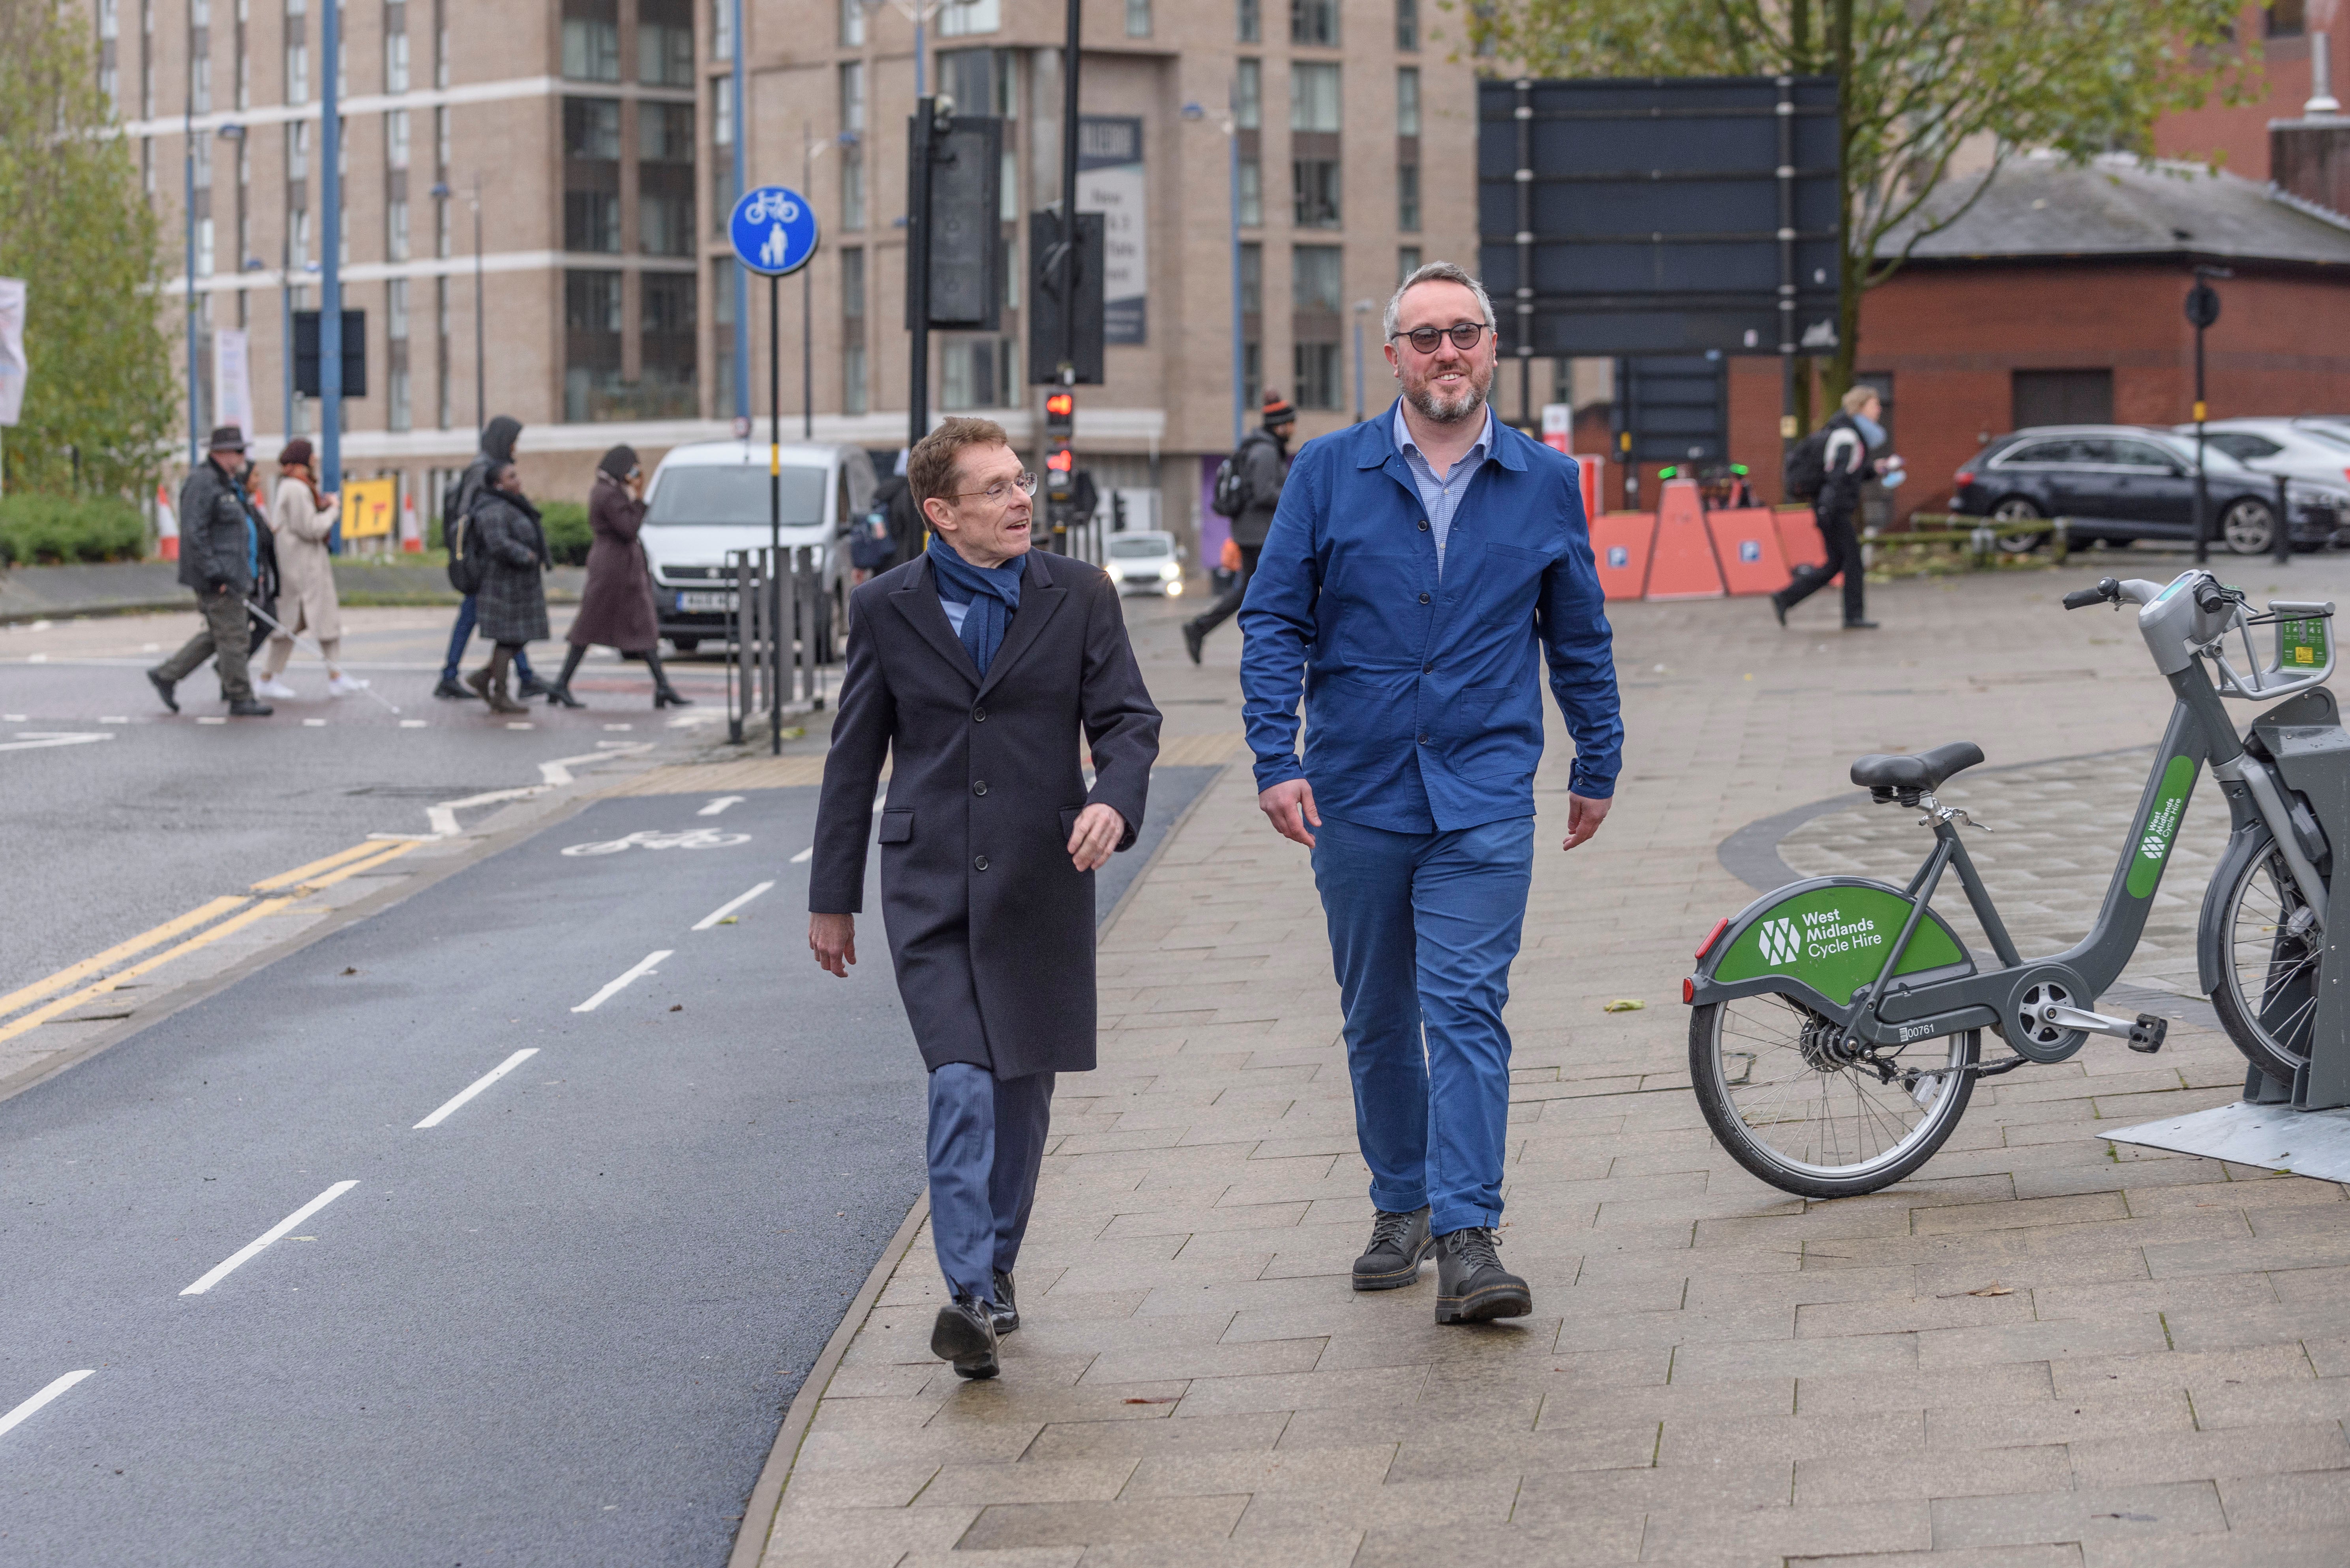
[445,508,489,595]
[1782,426,1832,503]
[1210,434,1264,519]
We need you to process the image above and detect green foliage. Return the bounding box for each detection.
[1463,0,2254,403]
[0,493,148,565]
[0,1,178,501]
[540,500,593,566]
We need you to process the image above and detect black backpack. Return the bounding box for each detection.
[1211,433,1267,519]
[1782,425,1833,503]
[445,501,490,595]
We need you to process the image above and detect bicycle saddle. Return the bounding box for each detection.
[1849,741,1984,794]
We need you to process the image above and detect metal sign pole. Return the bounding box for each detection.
[770,269,782,757]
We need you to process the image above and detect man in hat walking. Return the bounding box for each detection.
[148,426,274,717]
[1182,391,1296,664]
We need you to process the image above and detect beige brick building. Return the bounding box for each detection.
[96,0,1482,547]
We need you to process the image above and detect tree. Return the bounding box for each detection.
[1464,0,2256,410]
[0,0,177,499]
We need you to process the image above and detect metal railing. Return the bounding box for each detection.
[724,545,831,754]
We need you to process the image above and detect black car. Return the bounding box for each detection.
[1948,425,2349,554]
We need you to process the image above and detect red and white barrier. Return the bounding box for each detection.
[155,481,179,561]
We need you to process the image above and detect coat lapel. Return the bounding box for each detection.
[973,551,1066,702]
[890,557,982,688]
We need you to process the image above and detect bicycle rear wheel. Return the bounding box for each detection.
[1690,993,1980,1198]
[2208,825,2324,1084]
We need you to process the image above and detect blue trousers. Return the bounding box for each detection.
[442,596,535,684]
[926,1064,1054,1306]
[1311,814,1533,1236]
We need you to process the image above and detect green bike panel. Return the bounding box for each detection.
[2279,616,2329,672]
[2125,755,2195,899]
[1713,883,1966,1001]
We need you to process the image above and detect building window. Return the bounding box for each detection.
[640,100,695,255]
[711,0,733,60]
[1292,62,1341,131]
[1397,67,1420,136]
[387,279,411,431]
[2268,0,2306,37]
[1238,0,1259,43]
[1294,343,1341,409]
[712,74,735,233]
[564,269,624,421]
[942,337,1016,410]
[639,0,693,85]
[842,246,867,416]
[839,0,864,45]
[1290,0,1339,47]
[1396,0,1417,49]
[562,0,620,82]
[938,0,1000,36]
[1243,341,1262,412]
[1397,164,1419,231]
[564,98,622,252]
[641,272,698,419]
[385,13,408,92]
[1293,160,1341,228]
[840,62,866,230]
[2012,368,2112,428]
[1238,158,1261,227]
[386,109,410,168]
[1397,245,1420,282]
[1293,244,1343,315]
[197,216,215,276]
[434,274,451,427]
[1235,59,1260,129]
[387,197,409,259]
[1125,0,1150,36]
[712,259,735,407]
[1239,242,1262,314]
[939,48,1014,120]
[285,38,307,104]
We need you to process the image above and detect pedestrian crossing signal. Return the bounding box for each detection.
[1045,392,1075,440]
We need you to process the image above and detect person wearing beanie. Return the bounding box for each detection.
[543,445,692,708]
[1182,390,1296,664]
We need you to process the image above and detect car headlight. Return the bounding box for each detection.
[1158,561,1179,578]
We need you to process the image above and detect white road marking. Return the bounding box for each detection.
[197,717,227,725]
[1,732,113,753]
[506,721,535,730]
[98,716,129,724]
[303,719,327,727]
[698,796,745,817]
[693,881,773,930]
[790,846,813,864]
[426,787,538,837]
[0,1371,94,1441]
[537,745,654,788]
[602,723,633,731]
[399,719,427,728]
[414,1048,540,1128]
[1,714,23,721]
[572,950,672,1012]
[180,1181,358,1296]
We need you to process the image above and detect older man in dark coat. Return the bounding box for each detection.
[809,416,1160,1379]
[148,425,273,717]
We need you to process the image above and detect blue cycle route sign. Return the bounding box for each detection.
[729,186,820,277]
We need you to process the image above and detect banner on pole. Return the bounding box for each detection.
[213,328,254,440]
[1077,118,1146,345]
[0,278,27,427]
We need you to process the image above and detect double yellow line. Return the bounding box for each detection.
[0,839,423,1048]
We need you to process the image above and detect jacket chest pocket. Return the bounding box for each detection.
[1330,553,1427,665]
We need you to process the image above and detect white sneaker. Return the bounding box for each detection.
[328,674,370,697]
[254,677,299,699]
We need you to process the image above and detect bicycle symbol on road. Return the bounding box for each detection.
[561,828,752,857]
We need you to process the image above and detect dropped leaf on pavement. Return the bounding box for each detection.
[718,916,739,925]
[340,967,358,976]
[670,1004,683,1012]
[1604,998,1645,1013]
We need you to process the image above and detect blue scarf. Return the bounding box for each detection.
[926,535,1025,676]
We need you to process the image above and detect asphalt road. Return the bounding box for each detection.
[0,766,1217,1566]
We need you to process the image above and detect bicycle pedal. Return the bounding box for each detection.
[2128,1013,2168,1054]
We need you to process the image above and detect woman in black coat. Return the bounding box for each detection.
[544,445,690,708]
[463,463,551,714]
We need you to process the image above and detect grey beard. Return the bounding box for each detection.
[1403,369,1491,425]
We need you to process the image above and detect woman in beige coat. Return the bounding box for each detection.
[255,438,368,699]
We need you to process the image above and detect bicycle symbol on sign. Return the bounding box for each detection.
[561,828,752,857]
[740,190,801,226]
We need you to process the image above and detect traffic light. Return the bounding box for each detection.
[1045,444,1075,505]
[907,113,1003,330]
[1027,210,1104,384]
[1045,392,1075,441]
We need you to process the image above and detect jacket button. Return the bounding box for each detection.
[972,707,987,722]
[973,780,988,796]
[1418,733,1429,745]
[1424,662,1435,673]
[1418,519,1429,530]
[1418,592,1431,604]
[973,855,990,871]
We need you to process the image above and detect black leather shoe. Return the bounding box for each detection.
[516,674,554,700]
[1182,622,1205,665]
[931,1298,1000,1379]
[1433,1227,1532,1324]
[146,669,180,713]
[1843,618,1881,630]
[227,699,274,717]
[1770,594,1788,628]
[543,684,585,708]
[433,676,478,700]
[990,1269,1019,1335]
[1352,1206,1435,1291]
[653,686,694,708]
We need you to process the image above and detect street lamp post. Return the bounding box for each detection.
[319,0,343,546]
[2185,266,2231,566]
[1227,83,1243,451]
[184,13,198,467]
[1351,300,1374,424]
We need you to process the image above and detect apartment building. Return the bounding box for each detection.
[98,0,1480,541]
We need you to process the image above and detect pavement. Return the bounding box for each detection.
[0,559,586,622]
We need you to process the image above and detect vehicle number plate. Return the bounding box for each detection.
[2279,616,2329,669]
[676,590,737,612]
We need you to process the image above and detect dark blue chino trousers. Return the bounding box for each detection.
[1311,814,1533,1236]
[926,1063,1055,1306]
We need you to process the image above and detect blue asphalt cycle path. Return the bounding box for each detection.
[0,766,1215,1568]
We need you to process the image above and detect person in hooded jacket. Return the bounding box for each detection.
[436,416,547,699]
[544,445,693,708]
[463,462,552,714]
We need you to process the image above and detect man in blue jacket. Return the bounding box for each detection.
[1238,261,1622,1324]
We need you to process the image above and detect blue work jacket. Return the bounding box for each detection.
[1237,403,1622,834]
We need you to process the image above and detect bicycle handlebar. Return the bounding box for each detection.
[2062,579,2119,611]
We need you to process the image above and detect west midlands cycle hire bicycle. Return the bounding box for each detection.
[1684,569,2347,1198]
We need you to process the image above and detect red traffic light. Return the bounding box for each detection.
[1045,447,1075,472]
[1045,393,1074,418]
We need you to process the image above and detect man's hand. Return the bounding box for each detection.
[1562,792,1613,852]
[1068,803,1125,873]
[808,912,856,977]
[1259,779,1321,848]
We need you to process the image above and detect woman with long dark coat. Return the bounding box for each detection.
[463,463,551,714]
[544,445,690,708]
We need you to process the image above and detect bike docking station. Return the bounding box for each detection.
[1682,568,2350,1195]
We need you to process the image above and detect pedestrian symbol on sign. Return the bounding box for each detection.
[1739,539,1762,563]
[1607,545,1628,568]
[728,185,819,278]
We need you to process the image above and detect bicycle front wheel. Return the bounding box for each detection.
[1690,994,1979,1198]
[2209,825,2324,1084]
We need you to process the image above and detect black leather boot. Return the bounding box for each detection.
[645,649,692,707]
[1352,1206,1435,1291]
[544,645,587,707]
[1433,1227,1532,1324]
[931,1297,1000,1379]
[990,1268,1018,1335]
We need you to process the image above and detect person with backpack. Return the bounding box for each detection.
[1772,385,1898,630]
[1183,391,1295,664]
[435,416,548,700]
[460,462,552,714]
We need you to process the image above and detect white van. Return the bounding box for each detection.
[639,440,877,654]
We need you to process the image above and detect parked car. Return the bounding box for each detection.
[1948,425,2350,555]
[1103,530,1186,597]
[2171,418,2350,491]
[638,440,876,654]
